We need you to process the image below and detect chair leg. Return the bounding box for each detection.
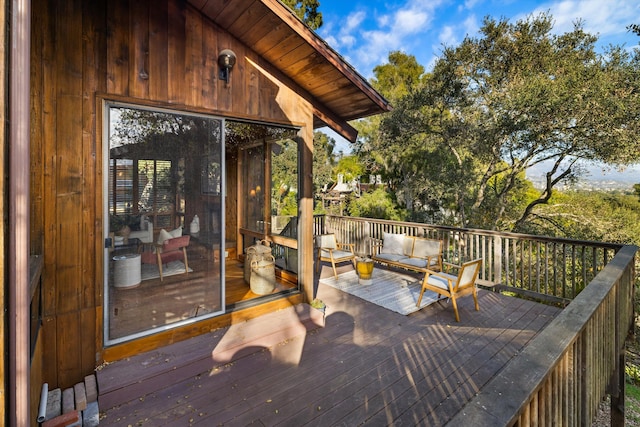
[450,296,460,322]
[417,273,430,307]
[331,260,337,278]
[472,287,479,311]
[417,287,425,307]
[156,252,164,281]
[183,247,189,274]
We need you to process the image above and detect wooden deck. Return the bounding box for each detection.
[98,263,561,426]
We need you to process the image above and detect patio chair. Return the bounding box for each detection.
[416,258,482,322]
[315,233,356,278]
[141,235,191,281]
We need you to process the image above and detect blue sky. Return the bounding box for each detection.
[315,0,640,166]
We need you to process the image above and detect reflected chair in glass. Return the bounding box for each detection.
[141,235,191,281]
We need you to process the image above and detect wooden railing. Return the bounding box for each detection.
[447,244,637,426]
[316,215,622,304]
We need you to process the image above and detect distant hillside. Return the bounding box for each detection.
[526,162,640,191]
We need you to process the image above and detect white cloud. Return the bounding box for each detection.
[460,0,482,12]
[345,10,367,33]
[393,10,430,34]
[439,25,457,46]
[340,35,357,48]
[318,0,450,76]
[527,0,640,43]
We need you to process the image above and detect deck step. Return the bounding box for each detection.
[97,303,324,410]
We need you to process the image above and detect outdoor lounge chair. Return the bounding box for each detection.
[416,258,482,321]
[315,233,356,278]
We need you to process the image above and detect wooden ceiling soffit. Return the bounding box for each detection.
[227,2,268,37]
[235,11,282,45]
[218,0,257,25]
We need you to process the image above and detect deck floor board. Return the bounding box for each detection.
[99,264,561,426]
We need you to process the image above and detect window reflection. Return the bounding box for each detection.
[106,104,224,344]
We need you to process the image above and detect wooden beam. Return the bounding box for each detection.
[9,0,31,424]
[313,106,358,143]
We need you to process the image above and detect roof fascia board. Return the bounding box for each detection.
[259,0,391,114]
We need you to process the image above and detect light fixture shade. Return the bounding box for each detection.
[218,49,237,70]
[218,49,237,84]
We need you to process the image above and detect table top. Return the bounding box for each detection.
[112,253,141,261]
[114,237,141,248]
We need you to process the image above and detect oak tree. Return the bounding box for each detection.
[378,13,640,231]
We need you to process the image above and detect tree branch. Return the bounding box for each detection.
[512,156,578,231]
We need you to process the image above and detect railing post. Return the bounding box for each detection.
[493,235,502,285]
[610,351,625,426]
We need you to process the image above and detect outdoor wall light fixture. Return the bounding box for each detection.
[218,49,237,85]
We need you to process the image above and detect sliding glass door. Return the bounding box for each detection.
[232,122,299,277]
[104,103,225,345]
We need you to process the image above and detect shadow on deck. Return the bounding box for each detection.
[97,263,561,426]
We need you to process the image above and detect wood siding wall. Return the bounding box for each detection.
[30,0,313,389]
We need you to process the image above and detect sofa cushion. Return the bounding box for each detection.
[400,257,429,269]
[374,253,407,263]
[321,249,354,260]
[412,239,441,259]
[402,237,414,257]
[426,272,457,290]
[381,233,406,255]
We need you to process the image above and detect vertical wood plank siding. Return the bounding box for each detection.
[32,0,313,389]
[322,215,622,303]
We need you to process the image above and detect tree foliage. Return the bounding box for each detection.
[523,191,640,245]
[281,0,323,30]
[375,13,640,231]
[348,188,405,221]
[334,155,364,183]
[355,51,427,216]
[312,131,335,193]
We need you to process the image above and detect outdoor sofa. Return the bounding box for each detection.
[371,233,443,273]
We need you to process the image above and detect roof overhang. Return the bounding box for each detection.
[187,0,392,142]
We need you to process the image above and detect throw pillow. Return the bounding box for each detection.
[157,228,173,245]
[380,233,405,255]
[169,226,183,238]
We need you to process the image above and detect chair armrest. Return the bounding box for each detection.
[337,242,355,252]
[442,261,461,271]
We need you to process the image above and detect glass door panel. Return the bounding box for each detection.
[104,103,225,345]
[270,138,298,274]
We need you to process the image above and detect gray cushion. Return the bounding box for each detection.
[322,249,353,259]
[400,257,428,269]
[426,272,457,290]
[374,253,407,263]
